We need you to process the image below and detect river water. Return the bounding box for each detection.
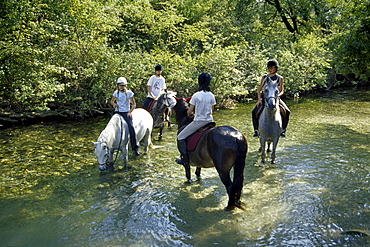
[0,89,369,246]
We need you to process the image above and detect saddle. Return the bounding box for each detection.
[186,122,216,151]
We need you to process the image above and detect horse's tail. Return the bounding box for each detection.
[229,135,248,208]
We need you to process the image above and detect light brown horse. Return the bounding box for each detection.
[172,97,248,209]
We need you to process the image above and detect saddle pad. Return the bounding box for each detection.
[187,130,208,151]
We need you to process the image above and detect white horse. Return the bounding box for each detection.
[258,78,283,165]
[93,108,153,171]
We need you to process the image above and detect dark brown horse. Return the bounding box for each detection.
[172,97,248,209]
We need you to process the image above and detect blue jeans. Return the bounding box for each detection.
[143,97,154,111]
[114,112,138,151]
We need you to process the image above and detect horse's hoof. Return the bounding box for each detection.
[224,206,236,211]
[184,179,192,184]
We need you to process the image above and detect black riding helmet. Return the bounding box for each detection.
[267,59,279,68]
[155,64,162,71]
[198,72,212,91]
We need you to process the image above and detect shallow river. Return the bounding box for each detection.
[0,89,369,246]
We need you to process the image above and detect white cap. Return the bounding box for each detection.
[116,77,127,85]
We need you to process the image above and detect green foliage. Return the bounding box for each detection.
[278,34,331,95]
[0,0,368,113]
[328,0,370,81]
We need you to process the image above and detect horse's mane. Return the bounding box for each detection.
[174,98,193,128]
[97,114,122,147]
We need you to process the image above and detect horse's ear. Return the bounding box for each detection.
[92,142,98,146]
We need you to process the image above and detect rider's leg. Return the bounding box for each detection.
[176,121,207,165]
[143,97,154,111]
[252,105,260,137]
[176,139,189,165]
[279,99,290,137]
[121,113,140,156]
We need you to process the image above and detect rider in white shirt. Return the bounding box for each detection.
[176,72,216,166]
[143,64,167,111]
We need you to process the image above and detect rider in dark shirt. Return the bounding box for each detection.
[251,59,290,137]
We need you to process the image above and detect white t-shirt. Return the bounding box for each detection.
[147,75,166,98]
[190,91,216,121]
[112,90,134,112]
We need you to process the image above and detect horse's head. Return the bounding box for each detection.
[151,91,177,126]
[158,91,177,108]
[173,97,193,128]
[263,78,279,110]
[92,141,111,171]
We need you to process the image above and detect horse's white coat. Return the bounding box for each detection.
[258,79,283,164]
[93,108,153,170]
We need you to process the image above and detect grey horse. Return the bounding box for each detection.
[258,78,283,165]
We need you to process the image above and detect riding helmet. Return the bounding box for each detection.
[116,77,127,85]
[267,59,279,68]
[198,72,212,91]
[155,64,163,71]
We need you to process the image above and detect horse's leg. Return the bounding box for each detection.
[271,138,280,164]
[143,128,151,152]
[259,137,266,164]
[216,169,233,196]
[229,142,247,209]
[158,123,164,140]
[166,107,171,127]
[121,145,128,167]
[267,142,272,153]
[195,167,201,178]
[184,164,191,181]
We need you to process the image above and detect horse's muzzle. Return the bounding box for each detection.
[99,164,107,171]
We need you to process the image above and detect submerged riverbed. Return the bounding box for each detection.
[0,89,369,246]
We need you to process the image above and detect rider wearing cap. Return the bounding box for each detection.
[111,77,140,156]
[176,72,216,166]
[252,59,290,137]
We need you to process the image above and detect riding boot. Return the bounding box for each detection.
[176,139,189,165]
[133,147,140,156]
[252,106,260,137]
[280,109,290,138]
[252,117,259,137]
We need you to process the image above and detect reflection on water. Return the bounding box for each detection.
[0,89,369,246]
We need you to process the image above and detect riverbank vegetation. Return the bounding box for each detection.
[0,0,369,126]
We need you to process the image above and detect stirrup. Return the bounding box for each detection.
[253,130,259,137]
[280,131,286,138]
[176,158,188,165]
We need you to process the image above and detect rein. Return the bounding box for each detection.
[110,114,124,166]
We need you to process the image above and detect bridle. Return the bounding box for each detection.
[99,143,111,166]
[99,115,124,170]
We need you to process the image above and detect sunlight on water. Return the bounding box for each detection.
[0,89,369,246]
